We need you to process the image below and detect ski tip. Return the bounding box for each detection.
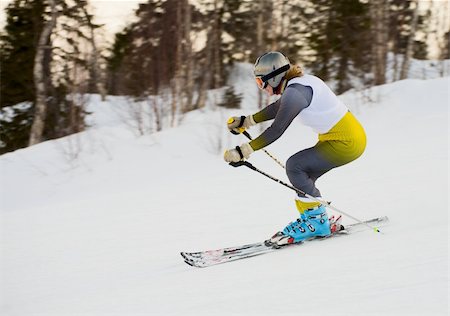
[183,259,195,267]
[184,259,205,268]
[180,252,189,260]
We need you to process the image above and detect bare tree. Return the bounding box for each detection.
[29,0,104,147]
[193,0,222,110]
[371,0,388,86]
[81,4,107,100]
[29,0,58,146]
[183,0,194,112]
[170,0,183,127]
[170,0,195,123]
[152,95,163,132]
[400,0,419,80]
[256,0,265,110]
[212,0,222,89]
[195,27,213,109]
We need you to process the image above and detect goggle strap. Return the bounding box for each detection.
[261,64,290,83]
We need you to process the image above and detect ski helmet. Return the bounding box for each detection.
[254,52,291,89]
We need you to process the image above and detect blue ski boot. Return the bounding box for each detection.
[267,203,332,247]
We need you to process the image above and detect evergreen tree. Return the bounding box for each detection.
[106,28,132,95]
[442,30,450,60]
[0,103,34,154]
[1,0,102,153]
[0,0,45,108]
[0,0,45,153]
[107,0,191,96]
[217,86,242,108]
[307,0,371,93]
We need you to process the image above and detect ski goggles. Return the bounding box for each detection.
[254,64,290,90]
[255,76,268,90]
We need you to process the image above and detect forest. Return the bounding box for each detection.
[1,0,449,154]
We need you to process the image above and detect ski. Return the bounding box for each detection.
[181,216,389,268]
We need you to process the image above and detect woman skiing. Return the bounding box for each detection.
[224,51,367,246]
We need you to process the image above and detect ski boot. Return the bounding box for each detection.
[266,201,334,248]
[266,211,307,247]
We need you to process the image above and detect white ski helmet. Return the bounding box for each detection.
[254,51,291,89]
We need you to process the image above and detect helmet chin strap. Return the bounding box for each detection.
[261,64,290,95]
[273,78,288,95]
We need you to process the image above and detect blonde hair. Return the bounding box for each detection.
[277,64,304,94]
[285,64,304,80]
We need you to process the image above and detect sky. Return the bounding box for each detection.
[0,0,145,44]
[88,0,144,42]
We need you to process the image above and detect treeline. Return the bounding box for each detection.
[1,0,104,153]
[1,0,449,154]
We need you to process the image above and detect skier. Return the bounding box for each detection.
[224,51,367,246]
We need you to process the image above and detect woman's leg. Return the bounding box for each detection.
[285,146,337,199]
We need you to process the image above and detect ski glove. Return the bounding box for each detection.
[224,143,254,163]
[227,115,256,135]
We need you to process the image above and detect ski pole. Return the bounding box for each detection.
[230,161,382,233]
[227,117,286,169]
[242,131,286,169]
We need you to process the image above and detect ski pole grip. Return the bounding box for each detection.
[228,117,246,135]
[229,161,256,171]
[229,161,247,168]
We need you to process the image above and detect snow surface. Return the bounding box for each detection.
[0,69,449,315]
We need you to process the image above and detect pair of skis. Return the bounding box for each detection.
[181,216,389,268]
[182,131,387,267]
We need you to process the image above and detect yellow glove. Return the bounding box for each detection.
[224,143,254,163]
[227,115,256,135]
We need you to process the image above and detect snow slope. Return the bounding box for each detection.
[0,74,449,315]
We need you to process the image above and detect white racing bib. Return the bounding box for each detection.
[288,75,348,134]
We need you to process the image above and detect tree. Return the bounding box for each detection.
[0,0,44,108]
[107,0,207,127]
[217,86,242,108]
[29,0,58,146]
[1,0,105,153]
[387,0,429,81]
[371,0,389,85]
[307,0,371,93]
[29,0,104,145]
[1,0,45,153]
[81,4,107,100]
[106,28,131,95]
[399,0,419,79]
